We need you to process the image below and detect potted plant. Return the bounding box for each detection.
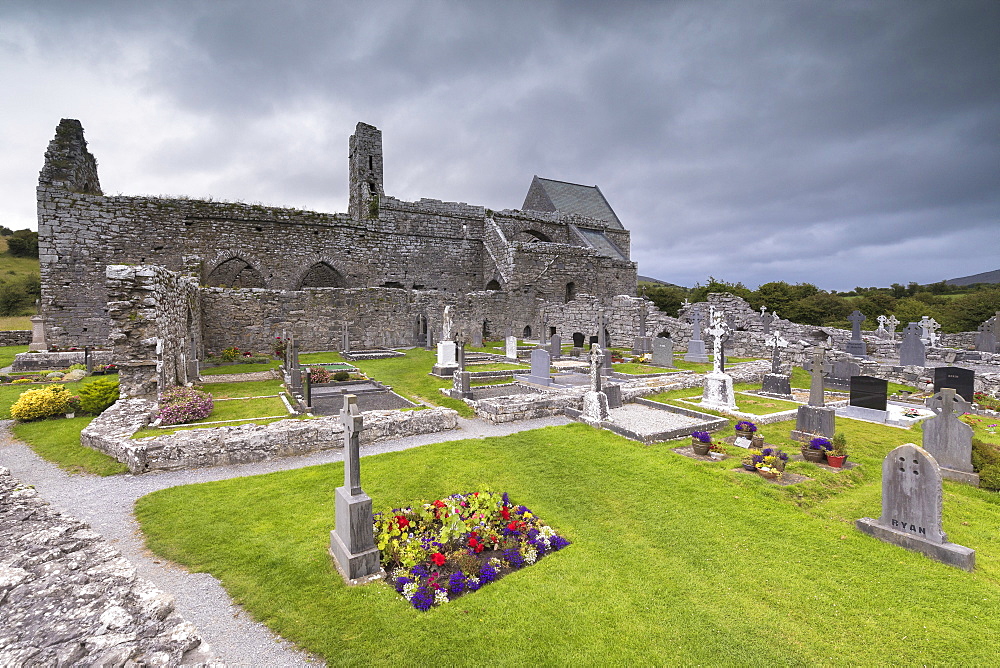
[754,447,789,480]
[735,420,757,440]
[742,449,762,471]
[708,443,726,460]
[690,431,712,456]
[827,433,848,468]
[803,436,832,463]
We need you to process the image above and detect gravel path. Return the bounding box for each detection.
[0,413,571,666]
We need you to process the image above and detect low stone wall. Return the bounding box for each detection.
[82,400,459,473]
[0,466,209,666]
[0,330,30,346]
[11,350,113,372]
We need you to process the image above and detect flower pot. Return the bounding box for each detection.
[709,451,726,460]
[736,429,753,441]
[750,434,764,449]
[692,442,711,456]
[826,454,847,468]
[758,469,780,480]
[742,462,757,471]
[802,448,826,463]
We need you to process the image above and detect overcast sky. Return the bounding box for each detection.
[1,0,997,291]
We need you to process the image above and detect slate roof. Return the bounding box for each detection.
[521,176,624,230]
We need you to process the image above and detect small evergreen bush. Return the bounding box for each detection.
[333,370,350,382]
[972,438,1000,490]
[10,385,72,421]
[79,377,120,415]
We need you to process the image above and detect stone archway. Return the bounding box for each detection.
[205,257,265,288]
[298,262,345,288]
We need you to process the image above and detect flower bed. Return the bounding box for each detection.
[376,491,570,611]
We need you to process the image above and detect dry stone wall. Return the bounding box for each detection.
[0,331,30,346]
[0,466,209,666]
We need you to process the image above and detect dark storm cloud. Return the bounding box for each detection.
[1,0,997,290]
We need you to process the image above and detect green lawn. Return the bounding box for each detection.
[11,417,127,475]
[790,366,917,395]
[613,362,682,375]
[201,361,280,375]
[199,379,285,399]
[0,318,31,331]
[0,344,28,369]
[730,392,800,415]
[135,421,1000,664]
[466,362,529,372]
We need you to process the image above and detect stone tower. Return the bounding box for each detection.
[348,122,384,220]
[38,119,102,195]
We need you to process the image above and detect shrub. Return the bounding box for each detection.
[10,385,72,421]
[157,387,214,425]
[79,377,120,415]
[66,363,87,371]
[333,370,350,382]
[971,438,1000,491]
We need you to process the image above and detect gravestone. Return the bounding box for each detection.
[825,359,860,392]
[523,348,552,386]
[761,331,791,396]
[919,316,941,347]
[452,370,473,400]
[856,444,975,571]
[433,340,458,377]
[974,318,997,353]
[933,367,974,403]
[425,322,435,351]
[845,310,868,358]
[329,395,382,581]
[651,336,675,367]
[700,308,736,411]
[579,344,611,425]
[875,315,891,340]
[549,333,562,359]
[596,310,607,349]
[572,332,585,347]
[631,302,652,355]
[759,306,775,335]
[899,323,926,367]
[505,335,518,360]
[28,314,48,352]
[604,383,623,409]
[684,307,709,363]
[540,318,548,345]
[850,375,888,411]
[923,388,977,485]
[792,346,835,441]
[471,330,483,348]
[341,322,350,352]
[885,315,899,341]
[289,340,302,392]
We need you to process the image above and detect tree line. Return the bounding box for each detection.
[0,227,41,316]
[640,277,1000,334]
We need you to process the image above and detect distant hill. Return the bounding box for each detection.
[944,268,1000,287]
[638,275,686,289]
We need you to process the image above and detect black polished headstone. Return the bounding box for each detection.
[933,367,975,403]
[850,375,888,411]
[572,332,585,347]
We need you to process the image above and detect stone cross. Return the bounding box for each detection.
[923,388,976,483]
[760,308,774,335]
[638,301,647,339]
[804,346,832,406]
[597,309,607,348]
[900,322,926,367]
[705,307,729,374]
[765,331,788,374]
[442,305,453,341]
[682,298,690,308]
[341,394,363,495]
[920,316,941,347]
[690,307,703,342]
[876,315,889,339]
[341,322,350,352]
[847,310,866,340]
[589,344,604,393]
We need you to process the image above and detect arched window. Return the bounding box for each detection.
[206,257,265,288]
[299,262,345,288]
[522,325,532,338]
[517,229,552,243]
[486,279,502,291]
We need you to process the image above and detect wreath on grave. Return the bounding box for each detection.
[376,491,570,611]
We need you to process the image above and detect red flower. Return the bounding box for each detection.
[469,537,484,553]
[500,507,510,520]
[431,552,446,566]
[395,515,409,529]
[433,500,446,508]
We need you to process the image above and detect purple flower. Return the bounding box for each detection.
[504,548,525,569]
[549,535,570,551]
[410,586,435,611]
[479,562,499,584]
[447,571,466,595]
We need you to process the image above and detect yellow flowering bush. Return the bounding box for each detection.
[10,385,72,421]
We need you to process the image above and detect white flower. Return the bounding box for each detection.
[434,589,449,606]
[468,576,480,586]
[524,547,538,564]
[402,581,420,601]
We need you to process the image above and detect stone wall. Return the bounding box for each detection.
[81,399,459,473]
[0,331,30,346]
[105,265,201,399]
[0,466,209,665]
[37,120,636,349]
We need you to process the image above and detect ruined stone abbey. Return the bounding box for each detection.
[37,119,638,359]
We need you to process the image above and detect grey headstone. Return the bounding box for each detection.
[792,405,836,441]
[453,371,473,399]
[827,359,860,392]
[803,346,831,407]
[471,330,483,348]
[549,333,562,359]
[605,383,623,409]
[923,388,977,485]
[856,444,975,571]
[684,338,709,363]
[330,395,381,581]
[761,373,792,396]
[899,323,926,367]
[845,310,867,358]
[652,336,674,367]
[524,348,552,386]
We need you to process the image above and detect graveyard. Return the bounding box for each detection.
[1,117,1000,665]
